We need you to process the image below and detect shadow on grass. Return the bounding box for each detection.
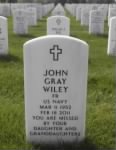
[39,19,46,23]
[30,25,40,29]
[0,54,20,62]
[98,33,108,38]
[92,33,108,39]
[70,34,80,38]
[15,34,37,39]
[32,138,97,150]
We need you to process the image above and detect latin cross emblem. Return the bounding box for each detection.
[50,45,62,61]
[56,18,61,25]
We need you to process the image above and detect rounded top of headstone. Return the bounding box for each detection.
[24,35,88,48]
[110,16,116,21]
[0,16,7,20]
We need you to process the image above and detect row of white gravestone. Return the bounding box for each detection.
[0,3,54,54]
[2,3,116,20]
[65,3,109,18]
[80,7,107,27]
[65,3,116,56]
[12,4,54,35]
[77,4,116,56]
[67,3,112,30]
[23,3,89,144]
[65,4,106,35]
[0,3,54,18]
[0,3,54,36]
[0,2,115,56]
[65,2,116,30]
[79,9,104,35]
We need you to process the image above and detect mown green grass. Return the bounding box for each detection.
[67,13,116,149]
[0,13,115,149]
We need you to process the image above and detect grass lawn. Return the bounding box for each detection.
[0,13,115,149]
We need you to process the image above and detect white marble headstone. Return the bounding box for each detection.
[107,17,116,56]
[1,4,10,17]
[0,16,8,55]
[27,7,37,26]
[76,7,81,21]
[47,16,70,35]
[81,8,89,26]
[98,6,108,21]
[89,10,104,35]
[24,35,88,144]
[36,4,43,20]
[13,9,28,35]
[108,8,116,26]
